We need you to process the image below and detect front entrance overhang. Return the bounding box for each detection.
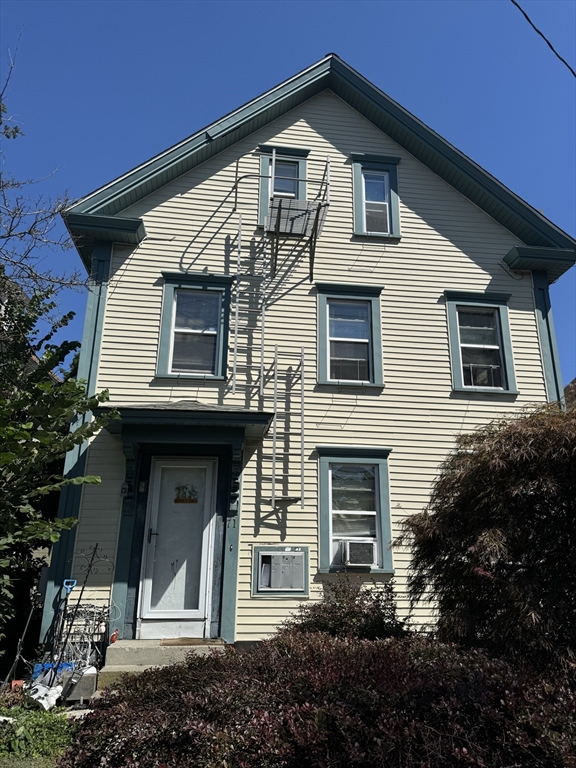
[100,399,273,440]
[100,400,273,643]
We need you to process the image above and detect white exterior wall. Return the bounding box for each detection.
[79,91,547,635]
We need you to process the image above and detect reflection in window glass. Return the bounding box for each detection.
[273,160,299,197]
[330,463,378,565]
[171,290,221,374]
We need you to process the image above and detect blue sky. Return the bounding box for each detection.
[1,0,575,384]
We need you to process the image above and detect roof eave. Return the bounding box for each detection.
[503,246,576,283]
[65,53,576,254]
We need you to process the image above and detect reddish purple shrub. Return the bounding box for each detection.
[59,635,575,768]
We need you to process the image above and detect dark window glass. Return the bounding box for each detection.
[273,160,298,197]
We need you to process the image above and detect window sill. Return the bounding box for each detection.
[251,592,309,598]
[155,373,227,382]
[352,232,401,241]
[317,379,384,389]
[317,567,394,575]
[452,386,519,396]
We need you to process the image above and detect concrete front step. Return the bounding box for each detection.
[98,639,225,689]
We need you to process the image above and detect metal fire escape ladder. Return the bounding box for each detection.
[269,345,305,509]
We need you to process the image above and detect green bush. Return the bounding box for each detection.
[282,576,408,639]
[59,635,575,768]
[0,707,75,760]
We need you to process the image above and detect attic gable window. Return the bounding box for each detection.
[352,154,401,239]
[258,145,308,226]
[444,291,518,395]
[156,272,234,380]
[273,160,299,198]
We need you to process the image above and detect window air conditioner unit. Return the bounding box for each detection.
[343,540,376,567]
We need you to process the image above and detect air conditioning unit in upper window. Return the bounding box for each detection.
[343,540,376,567]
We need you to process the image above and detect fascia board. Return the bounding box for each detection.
[66,53,575,253]
[67,57,333,217]
[328,58,576,251]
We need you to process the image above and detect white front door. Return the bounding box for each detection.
[138,458,217,639]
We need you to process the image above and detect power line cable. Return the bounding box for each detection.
[509,0,576,79]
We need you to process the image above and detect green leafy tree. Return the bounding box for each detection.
[0,75,112,657]
[402,405,576,670]
[0,273,113,651]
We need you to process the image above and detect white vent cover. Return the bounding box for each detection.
[343,540,376,567]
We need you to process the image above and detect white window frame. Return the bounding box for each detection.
[169,289,222,375]
[362,169,390,235]
[327,298,373,383]
[329,462,379,568]
[456,305,505,389]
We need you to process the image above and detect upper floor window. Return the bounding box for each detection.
[457,306,504,388]
[352,154,401,238]
[328,299,372,382]
[444,291,517,395]
[258,145,308,226]
[317,283,384,387]
[273,160,299,198]
[172,289,221,374]
[157,272,234,380]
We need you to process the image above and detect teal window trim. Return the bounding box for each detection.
[351,153,401,239]
[317,445,393,574]
[157,272,234,380]
[444,290,517,395]
[251,546,309,597]
[258,147,307,226]
[532,271,563,404]
[316,283,384,387]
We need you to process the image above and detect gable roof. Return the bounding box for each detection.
[65,54,575,264]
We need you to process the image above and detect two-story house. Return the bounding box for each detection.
[40,55,576,654]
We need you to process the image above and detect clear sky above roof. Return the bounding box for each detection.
[1,0,574,384]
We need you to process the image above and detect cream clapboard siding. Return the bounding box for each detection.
[80,90,546,637]
[69,431,124,607]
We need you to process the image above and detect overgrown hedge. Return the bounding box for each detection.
[59,634,576,768]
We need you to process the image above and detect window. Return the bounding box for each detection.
[316,283,383,386]
[317,446,393,573]
[444,291,517,394]
[273,160,299,198]
[157,272,234,379]
[352,154,401,238]
[252,546,309,596]
[258,145,308,225]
